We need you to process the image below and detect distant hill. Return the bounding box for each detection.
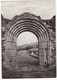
[17,42,38,51]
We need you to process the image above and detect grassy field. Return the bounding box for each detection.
[17,50,38,62]
[2,50,56,78]
[2,67,56,78]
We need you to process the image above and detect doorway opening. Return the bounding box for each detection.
[17,31,38,46]
[16,31,39,71]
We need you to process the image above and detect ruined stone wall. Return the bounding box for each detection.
[1,14,55,68]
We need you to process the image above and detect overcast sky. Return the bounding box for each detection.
[1,0,55,19]
[17,32,38,46]
[1,0,56,46]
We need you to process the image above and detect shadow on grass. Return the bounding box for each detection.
[2,66,56,78]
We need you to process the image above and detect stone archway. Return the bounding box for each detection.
[5,13,50,68]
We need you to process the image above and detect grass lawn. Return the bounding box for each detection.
[2,51,56,78]
[2,64,56,78]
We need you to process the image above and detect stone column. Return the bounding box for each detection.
[47,40,51,64]
[5,32,17,69]
[39,38,48,67]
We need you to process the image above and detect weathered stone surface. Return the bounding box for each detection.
[1,13,56,68]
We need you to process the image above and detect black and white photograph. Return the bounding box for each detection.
[1,0,56,78]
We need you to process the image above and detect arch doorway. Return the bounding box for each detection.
[16,31,38,68]
[5,13,51,69]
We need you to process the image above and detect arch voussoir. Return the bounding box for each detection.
[5,13,50,68]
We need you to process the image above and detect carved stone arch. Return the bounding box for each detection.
[5,13,51,68]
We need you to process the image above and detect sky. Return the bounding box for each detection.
[1,0,56,46]
[17,32,38,46]
[1,0,55,19]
